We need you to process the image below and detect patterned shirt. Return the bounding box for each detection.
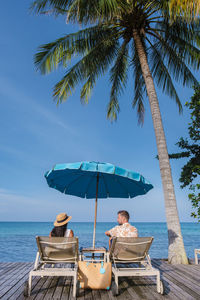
[108,223,138,237]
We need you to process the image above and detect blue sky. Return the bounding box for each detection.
[0,1,198,222]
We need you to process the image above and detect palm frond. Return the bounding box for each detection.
[66,0,121,24]
[168,35,200,70]
[132,39,147,125]
[107,39,130,121]
[34,25,119,74]
[107,98,120,122]
[168,0,200,22]
[147,30,199,88]
[146,38,183,113]
[80,75,96,104]
[30,0,69,14]
[53,34,119,103]
[156,16,200,47]
[31,0,121,23]
[156,20,200,70]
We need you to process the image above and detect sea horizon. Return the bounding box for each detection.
[0,221,199,262]
[0,221,197,223]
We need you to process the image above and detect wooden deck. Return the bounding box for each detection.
[0,260,199,299]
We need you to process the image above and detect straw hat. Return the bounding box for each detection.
[54,213,72,227]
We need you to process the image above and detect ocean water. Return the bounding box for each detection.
[0,222,199,262]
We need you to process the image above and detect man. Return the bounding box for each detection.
[105,210,138,247]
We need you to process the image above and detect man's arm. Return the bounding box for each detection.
[105,231,111,237]
[105,226,116,237]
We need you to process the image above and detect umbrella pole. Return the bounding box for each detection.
[92,173,99,249]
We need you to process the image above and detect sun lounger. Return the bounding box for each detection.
[194,249,200,264]
[109,236,164,295]
[25,236,79,298]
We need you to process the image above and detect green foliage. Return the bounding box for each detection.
[168,0,200,23]
[169,85,200,221]
[32,0,200,124]
[189,184,200,220]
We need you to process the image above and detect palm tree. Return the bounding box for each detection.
[31,0,200,264]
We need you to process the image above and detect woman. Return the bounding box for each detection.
[49,212,74,237]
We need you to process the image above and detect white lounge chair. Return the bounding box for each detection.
[109,236,164,295]
[194,249,200,264]
[25,236,79,298]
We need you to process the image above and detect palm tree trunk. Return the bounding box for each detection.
[133,29,188,264]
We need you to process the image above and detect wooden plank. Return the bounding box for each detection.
[159,259,200,277]
[123,277,159,300]
[96,289,108,300]
[1,260,200,300]
[0,262,15,269]
[102,287,116,300]
[0,263,8,268]
[153,260,200,294]
[91,289,102,300]
[0,262,24,281]
[1,276,40,300]
[0,262,30,284]
[29,277,50,300]
[9,276,41,300]
[114,263,161,300]
[177,263,200,276]
[0,263,33,298]
[99,288,116,300]
[170,264,200,284]
[0,265,15,278]
[77,284,84,300]
[117,279,138,300]
[15,280,40,300]
[89,278,116,300]
[42,277,59,300]
[189,265,200,274]
[129,276,163,300]
[139,275,181,300]
[67,277,77,300]
[159,273,194,300]
[33,277,55,300]
[151,260,194,300]
[119,278,147,300]
[68,276,85,300]
[152,260,200,299]
[0,262,14,273]
[0,264,33,299]
[52,276,66,299]
[60,277,71,300]
[29,278,46,300]
[98,289,110,300]
[83,288,94,300]
[0,263,31,289]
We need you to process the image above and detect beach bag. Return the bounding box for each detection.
[78,261,112,290]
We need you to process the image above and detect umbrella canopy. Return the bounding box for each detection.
[45,161,153,247]
[45,161,153,198]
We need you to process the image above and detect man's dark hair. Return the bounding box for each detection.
[118,210,130,221]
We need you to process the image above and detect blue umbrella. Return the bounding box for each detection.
[45,161,153,248]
